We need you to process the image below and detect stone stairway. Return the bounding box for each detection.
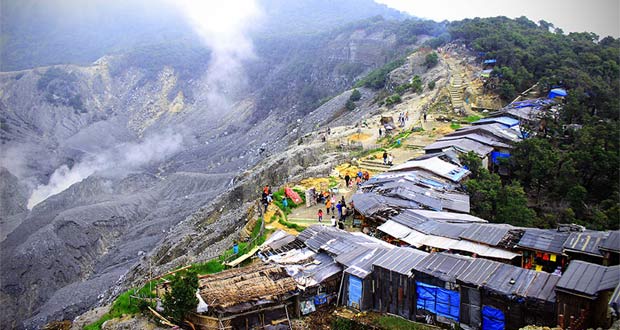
[358,158,392,172]
[449,72,466,110]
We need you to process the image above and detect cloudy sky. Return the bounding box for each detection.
[375,0,620,38]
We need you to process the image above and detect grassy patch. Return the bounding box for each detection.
[354,57,406,89]
[450,122,461,130]
[278,216,305,232]
[328,176,339,189]
[84,289,152,330]
[373,315,436,330]
[386,130,412,149]
[464,115,482,123]
[191,259,225,275]
[353,147,385,159]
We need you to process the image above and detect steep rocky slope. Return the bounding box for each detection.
[0,19,436,328]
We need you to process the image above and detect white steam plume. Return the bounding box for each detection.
[173,0,262,109]
[27,132,183,209]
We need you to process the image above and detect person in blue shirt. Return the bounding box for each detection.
[336,201,343,217]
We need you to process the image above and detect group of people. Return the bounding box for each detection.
[398,111,409,127]
[317,194,352,229]
[261,185,273,213]
[343,170,370,190]
[382,151,394,166]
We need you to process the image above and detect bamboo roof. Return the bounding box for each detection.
[198,263,297,311]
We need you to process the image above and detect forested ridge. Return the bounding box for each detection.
[445,17,619,230]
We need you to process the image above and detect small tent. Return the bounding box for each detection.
[547,88,567,99]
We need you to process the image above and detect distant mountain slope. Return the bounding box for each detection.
[0,0,408,71]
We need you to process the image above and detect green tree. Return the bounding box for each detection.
[345,99,356,110]
[465,170,502,222]
[460,151,483,179]
[511,138,559,199]
[424,52,439,68]
[428,80,436,90]
[496,181,536,227]
[163,270,199,323]
[349,89,361,101]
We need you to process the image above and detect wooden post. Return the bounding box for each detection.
[284,304,292,330]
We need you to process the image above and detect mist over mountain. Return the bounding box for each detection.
[0,0,407,71]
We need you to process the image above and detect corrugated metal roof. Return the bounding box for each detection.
[424,138,494,158]
[413,253,473,282]
[378,220,412,239]
[411,209,487,223]
[391,210,430,229]
[460,223,514,246]
[401,230,427,248]
[389,156,470,182]
[376,179,470,213]
[299,225,384,257]
[600,230,620,253]
[282,252,343,288]
[484,264,537,297]
[351,193,420,217]
[416,221,472,239]
[525,272,560,302]
[396,229,518,260]
[556,260,619,296]
[600,265,620,292]
[448,123,522,143]
[563,231,608,257]
[457,258,501,286]
[473,116,520,128]
[457,258,558,302]
[505,107,541,121]
[517,229,569,254]
[387,186,443,211]
[441,192,471,214]
[438,133,513,149]
[372,247,429,275]
[341,247,390,279]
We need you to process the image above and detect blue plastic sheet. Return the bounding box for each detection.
[416,282,460,321]
[491,151,510,165]
[416,282,437,313]
[348,276,362,308]
[482,305,505,330]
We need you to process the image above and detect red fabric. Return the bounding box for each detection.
[285,187,302,204]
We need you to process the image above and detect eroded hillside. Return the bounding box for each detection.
[0,18,444,328]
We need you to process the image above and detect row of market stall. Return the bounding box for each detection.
[182,95,619,330]
[183,224,618,330]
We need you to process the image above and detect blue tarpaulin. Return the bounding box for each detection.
[484,59,497,64]
[417,282,437,313]
[348,276,362,308]
[482,305,505,330]
[416,282,460,321]
[548,88,567,99]
[491,151,510,164]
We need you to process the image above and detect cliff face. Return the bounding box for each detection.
[0,21,421,328]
